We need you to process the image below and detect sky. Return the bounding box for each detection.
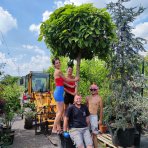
[0,0,148,76]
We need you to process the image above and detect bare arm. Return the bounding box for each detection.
[63,116,69,131]
[60,72,79,82]
[64,88,75,96]
[85,96,89,107]
[54,69,78,82]
[64,82,75,88]
[99,97,103,125]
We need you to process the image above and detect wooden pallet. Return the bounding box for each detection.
[97,134,135,148]
[97,133,117,148]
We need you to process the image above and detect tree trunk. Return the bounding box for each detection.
[76,52,81,92]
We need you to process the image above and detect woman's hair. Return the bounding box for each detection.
[52,57,60,65]
[67,60,74,68]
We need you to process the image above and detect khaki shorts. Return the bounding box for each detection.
[90,115,99,134]
[69,127,93,148]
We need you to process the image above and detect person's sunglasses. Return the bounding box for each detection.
[76,97,82,99]
[90,89,97,91]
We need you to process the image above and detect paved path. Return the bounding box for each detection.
[140,134,148,148]
[9,117,61,148]
[9,117,148,148]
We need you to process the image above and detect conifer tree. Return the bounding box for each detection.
[106,0,147,128]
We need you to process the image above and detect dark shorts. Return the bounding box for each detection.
[64,92,74,105]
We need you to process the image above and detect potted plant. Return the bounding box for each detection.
[0,100,16,146]
[23,102,35,111]
[106,0,148,147]
[0,75,22,146]
[0,124,15,146]
[99,124,107,134]
[24,110,36,129]
[99,106,110,134]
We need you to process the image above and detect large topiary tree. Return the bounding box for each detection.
[39,3,116,77]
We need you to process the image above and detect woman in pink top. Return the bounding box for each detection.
[64,66,76,112]
[52,57,79,133]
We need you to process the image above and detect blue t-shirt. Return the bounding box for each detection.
[66,104,90,128]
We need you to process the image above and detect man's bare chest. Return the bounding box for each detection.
[89,98,100,106]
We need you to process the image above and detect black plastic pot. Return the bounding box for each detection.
[2,126,12,133]
[134,123,141,148]
[7,131,15,145]
[24,118,33,129]
[0,129,15,146]
[60,134,76,148]
[109,126,135,147]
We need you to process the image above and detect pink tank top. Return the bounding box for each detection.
[64,81,75,93]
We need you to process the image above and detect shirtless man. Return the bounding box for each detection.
[86,83,103,148]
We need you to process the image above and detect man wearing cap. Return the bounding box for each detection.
[86,83,103,148]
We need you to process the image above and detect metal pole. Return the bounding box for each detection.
[141,59,144,97]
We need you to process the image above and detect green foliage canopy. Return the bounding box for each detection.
[39,3,116,61]
[78,58,110,103]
